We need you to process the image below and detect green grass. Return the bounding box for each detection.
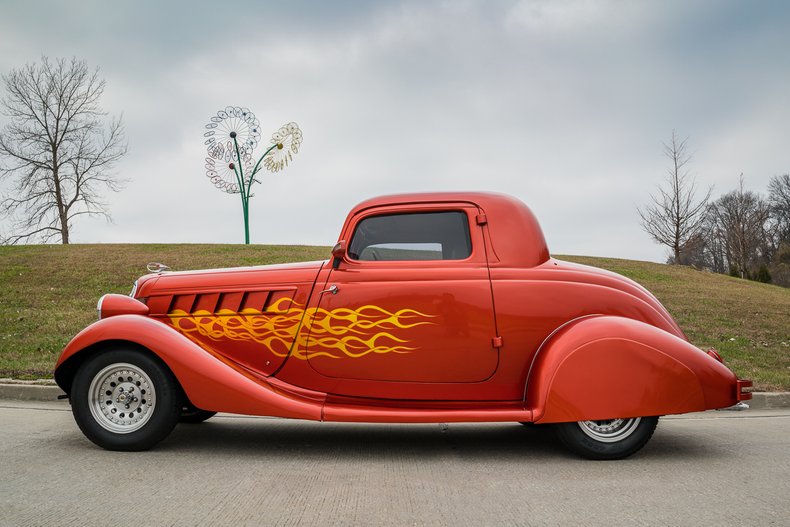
[1,245,788,391]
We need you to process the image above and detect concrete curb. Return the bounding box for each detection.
[0,382,788,408]
[750,392,790,409]
[0,383,65,401]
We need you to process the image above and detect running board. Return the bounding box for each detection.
[322,404,533,423]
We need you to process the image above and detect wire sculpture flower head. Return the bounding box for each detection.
[263,122,303,173]
[204,106,261,159]
[204,152,252,194]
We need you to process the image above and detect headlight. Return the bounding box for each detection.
[97,294,150,320]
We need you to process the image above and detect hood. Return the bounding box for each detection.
[134,260,326,298]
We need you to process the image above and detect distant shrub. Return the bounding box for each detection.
[753,265,772,283]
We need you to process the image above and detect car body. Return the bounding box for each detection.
[55,192,752,458]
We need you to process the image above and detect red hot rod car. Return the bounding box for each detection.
[55,192,751,459]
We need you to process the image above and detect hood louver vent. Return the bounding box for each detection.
[145,289,295,317]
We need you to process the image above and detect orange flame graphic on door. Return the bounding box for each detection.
[168,297,435,360]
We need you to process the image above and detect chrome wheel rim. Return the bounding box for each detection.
[578,417,641,443]
[88,363,156,434]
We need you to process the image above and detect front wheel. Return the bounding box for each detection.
[555,416,659,460]
[71,349,181,451]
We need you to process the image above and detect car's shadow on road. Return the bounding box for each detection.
[141,417,724,462]
[164,419,563,460]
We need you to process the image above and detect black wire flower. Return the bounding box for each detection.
[204,106,261,156]
[203,106,259,193]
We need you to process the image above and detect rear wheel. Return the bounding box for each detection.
[71,349,181,451]
[555,416,658,460]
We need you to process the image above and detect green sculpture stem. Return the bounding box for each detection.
[246,143,280,197]
[231,138,250,244]
[231,137,281,244]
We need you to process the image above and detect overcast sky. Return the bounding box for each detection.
[1,0,788,262]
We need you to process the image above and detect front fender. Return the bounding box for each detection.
[55,315,322,420]
[527,316,742,423]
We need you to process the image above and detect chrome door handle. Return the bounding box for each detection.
[320,284,339,295]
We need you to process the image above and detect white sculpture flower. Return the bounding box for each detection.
[263,122,303,173]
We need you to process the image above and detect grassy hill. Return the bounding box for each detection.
[1,244,788,391]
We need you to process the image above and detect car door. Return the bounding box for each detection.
[305,205,500,383]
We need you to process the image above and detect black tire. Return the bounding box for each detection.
[70,348,181,451]
[555,416,659,460]
[179,405,217,424]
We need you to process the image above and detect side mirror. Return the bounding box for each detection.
[331,240,347,269]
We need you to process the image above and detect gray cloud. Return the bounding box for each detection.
[1,0,788,262]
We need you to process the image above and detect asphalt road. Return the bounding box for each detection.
[1,401,788,527]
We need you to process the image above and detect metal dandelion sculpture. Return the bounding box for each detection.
[204,106,302,243]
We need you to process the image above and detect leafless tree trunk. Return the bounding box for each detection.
[708,177,771,279]
[0,57,126,244]
[638,130,712,263]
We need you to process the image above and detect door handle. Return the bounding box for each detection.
[320,284,339,295]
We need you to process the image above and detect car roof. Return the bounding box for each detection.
[347,192,550,268]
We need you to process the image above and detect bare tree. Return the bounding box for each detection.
[699,204,729,273]
[0,57,126,244]
[638,130,712,263]
[766,174,790,287]
[767,173,790,245]
[708,177,771,279]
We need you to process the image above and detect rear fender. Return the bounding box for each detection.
[55,315,323,420]
[526,316,740,423]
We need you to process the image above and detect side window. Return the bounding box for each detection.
[348,211,472,261]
